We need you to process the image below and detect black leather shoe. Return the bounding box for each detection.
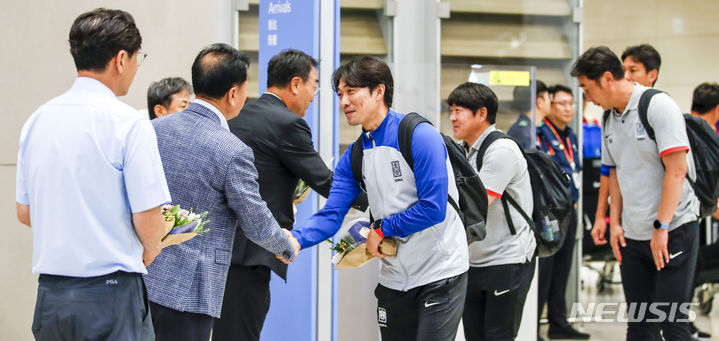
[547,325,590,340]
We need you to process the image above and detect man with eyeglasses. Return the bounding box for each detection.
[16,8,169,340]
[216,49,366,341]
[536,85,589,340]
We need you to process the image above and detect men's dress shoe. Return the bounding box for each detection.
[547,325,590,340]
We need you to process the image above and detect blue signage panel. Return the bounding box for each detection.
[258,1,321,341]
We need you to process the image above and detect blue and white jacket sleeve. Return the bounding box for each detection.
[291,147,361,249]
[382,123,448,238]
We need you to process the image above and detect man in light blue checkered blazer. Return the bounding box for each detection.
[143,43,300,341]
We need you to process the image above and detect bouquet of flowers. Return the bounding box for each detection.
[293,179,311,205]
[160,204,210,248]
[328,217,396,269]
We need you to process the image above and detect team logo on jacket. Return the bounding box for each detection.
[391,161,403,182]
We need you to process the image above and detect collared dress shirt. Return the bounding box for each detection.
[193,98,229,131]
[16,77,171,277]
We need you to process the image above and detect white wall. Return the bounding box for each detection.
[584,0,719,112]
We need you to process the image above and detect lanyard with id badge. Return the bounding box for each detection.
[545,119,581,187]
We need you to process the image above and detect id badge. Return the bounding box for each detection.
[635,121,647,140]
[572,172,581,189]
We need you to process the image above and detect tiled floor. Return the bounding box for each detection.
[538,261,718,340]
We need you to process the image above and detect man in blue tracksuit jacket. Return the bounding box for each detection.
[535,85,589,340]
[291,56,469,341]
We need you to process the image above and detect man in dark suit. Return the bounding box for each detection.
[214,49,365,341]
[143,43,300,341]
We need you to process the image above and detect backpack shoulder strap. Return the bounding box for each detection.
[476,130,509,170]
[350,135,364,189]
[602,110,611,130]
[398,112,432,170]
[637,88,663,141]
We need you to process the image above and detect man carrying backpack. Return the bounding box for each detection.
[573,46,699,341]
[536,85,589,340]
[290,56,469,341]
[448,82,536,340]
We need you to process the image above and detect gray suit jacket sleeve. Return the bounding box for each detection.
[225,149,294,260]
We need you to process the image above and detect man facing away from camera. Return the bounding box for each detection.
[16,8,169,340]
[143,43,299,341]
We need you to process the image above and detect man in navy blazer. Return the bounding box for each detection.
[143,43,300,341]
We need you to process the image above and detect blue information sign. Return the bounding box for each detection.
[258,1,322,341]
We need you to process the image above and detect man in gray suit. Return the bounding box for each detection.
[143,43,300,341]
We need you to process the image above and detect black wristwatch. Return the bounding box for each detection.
[372,219,384,238]
[653,219,669,230]
[372,219,383,231]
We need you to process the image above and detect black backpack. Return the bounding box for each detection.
[350,113,489,244]
[603,89,719,218]
[477,131,573,257]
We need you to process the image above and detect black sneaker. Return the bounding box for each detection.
[547,325,590,340]
[690,322,711,341]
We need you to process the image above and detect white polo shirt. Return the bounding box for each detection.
[601,84,699,240]
[465,125,536,267]
[16,77,171,277]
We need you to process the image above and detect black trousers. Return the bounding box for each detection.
[619,221,698,341]
[212,265,272,341]
[32,271,153,341]
[538,207,577,330]
[150,301,213,341]
[463,258,536,341]
[374,272,467,341]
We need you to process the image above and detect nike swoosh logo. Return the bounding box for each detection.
[494,289,510,296]
[424,301,441,307]
[669,251,683,259]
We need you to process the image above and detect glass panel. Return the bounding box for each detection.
[439,64,536,144]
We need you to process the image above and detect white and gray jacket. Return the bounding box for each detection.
[292,110,468,291]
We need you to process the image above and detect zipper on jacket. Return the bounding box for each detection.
[366,131,375,148]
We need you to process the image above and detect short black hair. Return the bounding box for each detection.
[570,46,624,82]
[622,44,661,86]
[691,82,719,115]
[621,44,661,73]
[447,82,499,124]
[512,80,548,113]
[147,77,193,119]
[549,84,573,98]
[332,56,394,108]
[69,8,142,72]
[191,43,250,99]
[267,49,318,88]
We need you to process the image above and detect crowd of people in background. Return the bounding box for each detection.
[15,7,719,341]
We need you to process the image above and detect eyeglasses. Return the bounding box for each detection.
[137,51,148,67]
[552,101,574,107]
